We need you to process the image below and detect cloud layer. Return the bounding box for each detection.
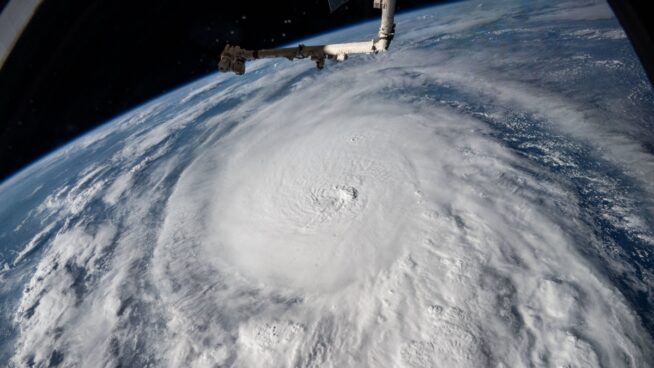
[1,0,653,367]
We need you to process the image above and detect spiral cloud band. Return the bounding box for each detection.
[153,62,652,367]
[1,0,653,367]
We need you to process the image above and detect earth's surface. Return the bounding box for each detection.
[1,0,654,366]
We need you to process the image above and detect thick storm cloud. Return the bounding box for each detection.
[1,0,653,367]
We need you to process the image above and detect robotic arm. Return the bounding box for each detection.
[218,0,396,75]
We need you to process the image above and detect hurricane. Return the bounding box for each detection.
[1,0,653,367]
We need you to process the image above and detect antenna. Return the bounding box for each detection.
[218,0,396,75]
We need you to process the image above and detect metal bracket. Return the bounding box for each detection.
[218,0,396,75]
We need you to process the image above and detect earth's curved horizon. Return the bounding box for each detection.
[1,0,654,367]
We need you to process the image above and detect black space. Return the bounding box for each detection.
[0,0,448,183]
[0,0,652,183]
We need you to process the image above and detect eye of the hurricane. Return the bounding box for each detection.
[298,185,360,228]
[313,185,359,209]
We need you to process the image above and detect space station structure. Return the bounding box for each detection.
[218,0,396,75]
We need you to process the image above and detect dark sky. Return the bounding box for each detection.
[0,0,652,183]
[0,0,452,183]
